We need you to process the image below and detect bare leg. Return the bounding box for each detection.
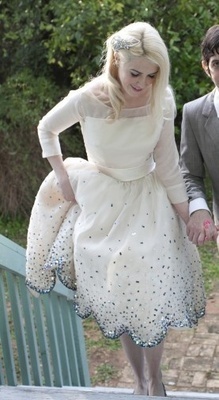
[120,334,166,397]
[120,333,148,395]
[144,341,165,396]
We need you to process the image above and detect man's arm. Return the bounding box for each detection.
[180,103,207,202]
[180,103,217,245]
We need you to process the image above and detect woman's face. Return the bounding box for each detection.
[116,54,159,107]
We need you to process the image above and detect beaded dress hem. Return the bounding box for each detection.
[26,267,205,348]
[73,304,205,348]
[26,106,206,346]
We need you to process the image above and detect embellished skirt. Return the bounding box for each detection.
[26,157,205,347]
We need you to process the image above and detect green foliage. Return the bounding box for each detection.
[83,317,121,355]
[91,363,119,385]
[0,216,28,247]
[1,0,219,216]
[199,242,219,294]
[38,0,148,87]
[0,69,60,216]
[145,0,219,132]
[0,0,48,80]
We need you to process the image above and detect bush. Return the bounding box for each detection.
[1,0,219,217]
[0,69,60,216]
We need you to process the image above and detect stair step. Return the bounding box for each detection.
[0,385,218,400]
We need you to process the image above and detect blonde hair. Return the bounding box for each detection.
[102,21,171,119]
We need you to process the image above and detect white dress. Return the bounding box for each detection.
[26,84,205,347]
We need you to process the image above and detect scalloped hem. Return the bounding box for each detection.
[73,304,206,348]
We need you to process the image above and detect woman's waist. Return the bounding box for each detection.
[93,154,155,181]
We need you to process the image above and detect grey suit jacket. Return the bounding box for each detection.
[180,89,219,221]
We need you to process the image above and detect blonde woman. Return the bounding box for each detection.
[26,22,205,397]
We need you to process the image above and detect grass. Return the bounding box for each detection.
[83,316,121,355]
[91,363,119,385]
[0,217,28,248]
[82,316,122,384]
[199,241,219,294]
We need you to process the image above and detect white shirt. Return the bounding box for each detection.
[189,197,210,215]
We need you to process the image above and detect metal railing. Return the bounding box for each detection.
[0,234,90,387]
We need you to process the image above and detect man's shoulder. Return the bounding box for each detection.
[183,90,214,113]
[183,93,211,111]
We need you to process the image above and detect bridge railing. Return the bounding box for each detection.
[0,234,90,387]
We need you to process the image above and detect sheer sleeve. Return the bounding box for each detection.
[38,89,83,158]
[154,97,188,205]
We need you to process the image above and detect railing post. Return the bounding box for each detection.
[0,234,90,387]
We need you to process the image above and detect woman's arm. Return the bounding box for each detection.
[47,155,75,202]
[172,201,189,225]
[37,91,84,201]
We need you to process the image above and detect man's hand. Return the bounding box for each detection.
[186,210,218,246]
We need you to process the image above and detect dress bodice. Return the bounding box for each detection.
[82,115,162,169]
[37,86,188,203]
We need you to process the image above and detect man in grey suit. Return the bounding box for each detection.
[180,25,219,247]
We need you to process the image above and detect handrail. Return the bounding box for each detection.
[0,234,90,387]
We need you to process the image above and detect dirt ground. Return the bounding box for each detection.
[83,287,219,394]
[83,318,131,388]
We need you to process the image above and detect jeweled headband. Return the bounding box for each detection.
[111,35,140,51]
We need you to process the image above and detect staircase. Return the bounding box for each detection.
[0,386,218,400]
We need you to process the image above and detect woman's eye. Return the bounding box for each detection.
[131,72,139,77]
[148,74,156,79]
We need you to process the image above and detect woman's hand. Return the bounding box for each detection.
[47,155,75,202]
[186,210,218,246]
[58,174,75,202]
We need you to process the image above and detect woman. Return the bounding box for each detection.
[26,21,205,396]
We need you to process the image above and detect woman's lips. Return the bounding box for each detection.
[131,85,142,92]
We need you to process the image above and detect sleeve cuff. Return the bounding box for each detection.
[40,137,62,158]
[166,184,188,204]
[189,198,210,215]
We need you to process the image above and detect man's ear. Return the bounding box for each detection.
[202,60,211,77]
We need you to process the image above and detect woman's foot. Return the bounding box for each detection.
[133,388,148,395]
[162,383,167,397]
[133,379,148,395]
[147,379,166,396]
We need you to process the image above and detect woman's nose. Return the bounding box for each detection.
[135,75,145,87]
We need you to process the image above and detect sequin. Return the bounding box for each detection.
[26,113,206,348]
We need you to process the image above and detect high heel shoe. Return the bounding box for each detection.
[162,382,167,397]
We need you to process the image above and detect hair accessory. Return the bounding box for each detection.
[203,219,211,229]
[111,35,140,51]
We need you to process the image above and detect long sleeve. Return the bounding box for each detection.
[179,103,206,202]
[38,90,83,158]
[154,109,188,205]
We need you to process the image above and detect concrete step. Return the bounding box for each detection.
[91,386,219,399]
[0,386,218,400]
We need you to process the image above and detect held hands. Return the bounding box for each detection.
[186,210,218,246]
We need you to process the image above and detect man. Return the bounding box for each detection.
[180,25,219,246]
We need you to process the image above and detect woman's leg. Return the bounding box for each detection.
[143,341,166,396]
[120,333,148,394]
[120,334,166,396]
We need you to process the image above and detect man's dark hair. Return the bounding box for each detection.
[201,25,219,64]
